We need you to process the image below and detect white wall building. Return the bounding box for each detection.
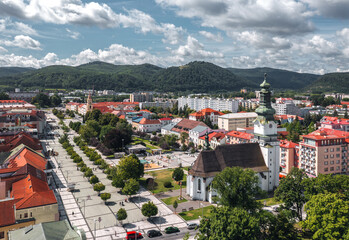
[178,97,238,113]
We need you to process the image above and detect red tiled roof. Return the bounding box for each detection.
[280,140,298,148]
[11,174,56,209]
[0,132,42,152]
[172,119,208,133]
[190,108,224,118]
[0,199,15,227]
[7,147,46,171]
[0,100,27,104]
[159,118,172,121]
[139,118,160,125]
[140,109,153,113]
[341,101,349,106]
[275,115,304,121]
[227,130,254,140]
[303,128,349,140]
[0,167,20,174]
[199,132,226,141]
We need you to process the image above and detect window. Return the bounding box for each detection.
[336,160,340,164]
[30,212,32,217]
[325,155,328,159]
[324,168,328,172]
[330,148,334,152]
[0,231,4,239]
[19,214,22,219]
[330,154,334,158]
[24,213,28,218]
[324,161,328,165]
[336,166,340,170]
[197,179,201,192]
[325,148,328,152]
[330,167,334,171]
[330,161,334,164]
[336,154,340,158]
[337,148,340,151]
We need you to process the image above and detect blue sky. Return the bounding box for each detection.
[0,0,349,74]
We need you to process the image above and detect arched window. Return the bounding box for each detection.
[198,178,201,191]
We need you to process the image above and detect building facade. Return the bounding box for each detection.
[178,97,238,113]
[218,112,257,131]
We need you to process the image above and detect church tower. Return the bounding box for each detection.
[86,91,93,112]
[254,73,280,191]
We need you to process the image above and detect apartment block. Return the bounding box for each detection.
[177,97,238,113]
[218,112,257,131]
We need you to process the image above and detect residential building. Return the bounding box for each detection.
[0,132,43,153]
[130,92,153,102]
[197,131,226,149]
[8,219,86,240]
[178,96,238,113]
[320,116,349,132]
[0,100,36,112]
[159,118,172,126]
[189,125,211,147]
[137,118,161,133]
[299,128,349,176]
[272,101,300,115]
[226,130,254,144]
[65,102,80,112]
[218,112,257,131]
[7,89,39,102]
[139,101,174,110]
[189,108,224,125]
[161,119,208,137]
[279,140,299,175]
[237,98,260,110]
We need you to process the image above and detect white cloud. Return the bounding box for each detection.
[235,31,292,50]
[0,46,7,52]
[0,18,37,36]
[156,0,314,36]
[66,28,80,40]
[294,35,341,57]
[199,31,223,42]
[3,35,41,50]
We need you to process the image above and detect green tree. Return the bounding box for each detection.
[50,94,62,107]
[99,125,116,141]
[172,167,184,199]
[85,109,102,122]
[100,192,111,204]
[0,92,10,100]
[212,167,263,211]
[173,200,178,214]
[117,155,144,180]
[307,121,316,134]
[84,168,93,178]
[122,178,140,198]
[275,167,308,221]
[197,206,260,240]
[301,193,349,240]
[141,201,158,219]
[31,93,51,107]
[93,182,105,195]
[117,208,127,224]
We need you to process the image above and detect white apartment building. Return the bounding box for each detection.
[272,102,300,115]
[178,97,238,113]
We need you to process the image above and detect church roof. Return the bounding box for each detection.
[189,143,268,178]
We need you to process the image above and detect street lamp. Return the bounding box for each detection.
[94,219,98,240]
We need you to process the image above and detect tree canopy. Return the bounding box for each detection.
[141,201,158,218]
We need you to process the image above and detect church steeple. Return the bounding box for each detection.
[255,73,275,123]
[86,90,93,112]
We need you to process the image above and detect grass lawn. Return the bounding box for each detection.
[257,197,282,206]
[161,196,188,205]
[179,206,213,221]
[141,168,187,194]
[132,137,160,150]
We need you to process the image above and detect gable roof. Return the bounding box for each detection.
[139,118,160,125]
[172,119,208,133]
[0,132,42,152]
[189,143,268,178]
[0,199,15,227]
[199,132,225,141]
[11,174,56,209]
[227,130,254,140]
[190,125,210,133]
[6,146,46,171]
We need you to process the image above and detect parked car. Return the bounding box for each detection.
[147,229,162,238]
[187,223,199,230]
[165,226,180,234]
[126,231,142,239]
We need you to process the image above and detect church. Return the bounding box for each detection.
[186,74,280,202]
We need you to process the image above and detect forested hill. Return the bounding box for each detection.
[306,72,349,93]
[228,67,319,90]
[1,61,346,93]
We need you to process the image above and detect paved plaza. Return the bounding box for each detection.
[43,115,197,239]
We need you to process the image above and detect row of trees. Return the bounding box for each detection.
[32,93,62,108]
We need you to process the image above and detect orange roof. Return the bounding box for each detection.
[303,128,349,140]
[199,132,226,141]
[341,101,349,106]
[280,140,298,148]
[11,174,56,209]
[275,115,304,120]
[0,199,15,227]
[190,108,224,118]
[0,100,27,104]
[8,147,46,171]
[227,130,254,140]
[140,109,153,113]
[0,132,42,152]
[139,118,160,125]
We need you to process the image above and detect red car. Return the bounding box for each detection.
[126,231,143,239]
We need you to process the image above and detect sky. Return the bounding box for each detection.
[0,0,349,74]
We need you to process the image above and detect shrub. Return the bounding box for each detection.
[77,161,86,168]
[84,168,93,178]
[80,166,88,172]
[163,181,172,188]
[89,175,99,184]
[93,182,105,194]
[94,159,103,165]
[100,193,111,203]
